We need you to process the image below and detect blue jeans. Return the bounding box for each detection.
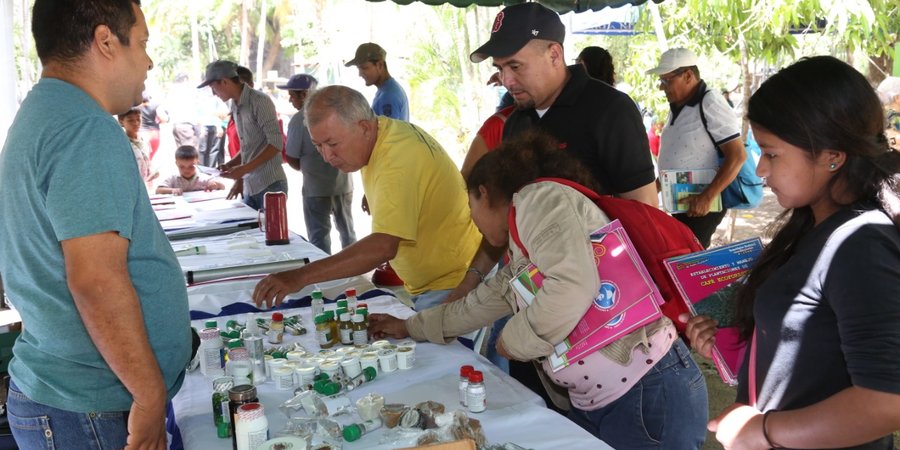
[303,192,356,254]
[244,179,289,211]
[567,339,708,450]
[7,380,128,450]
[485,315,510,373]
[410,289,452,311]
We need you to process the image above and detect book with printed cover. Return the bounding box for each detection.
[659,169,723,214]
[509,219,664,372]
[663,238,764,385]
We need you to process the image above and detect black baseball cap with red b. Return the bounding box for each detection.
[470,3,565,63]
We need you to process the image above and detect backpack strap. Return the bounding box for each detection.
[696,89,724,158]
[506,177,602,260]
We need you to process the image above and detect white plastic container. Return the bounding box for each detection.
[235,402,269,450]
[198,328,225,378]
[396,346,415,370]
[377,349,397,373]
[340,356,362,379]
[273,367,295,391]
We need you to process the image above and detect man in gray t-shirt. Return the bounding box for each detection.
[278,74,356,254]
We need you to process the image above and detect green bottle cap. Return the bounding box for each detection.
[312,290,323,299]
[343,423,362,442]
[357,307,368,317]
[337,300,348,308]
[324,311,335,320]
[314,381,340,396]
[226,338,243,349]
[220,330,240,340]
[226,320,238,329]
[271,351,284,359]
[205,320,218,329]
[362,366,377,381]
[314,373,330,382]
[314,315,326,325]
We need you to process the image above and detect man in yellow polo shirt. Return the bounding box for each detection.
[252,85,482,311]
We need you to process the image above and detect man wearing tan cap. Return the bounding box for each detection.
[345,43,409,121]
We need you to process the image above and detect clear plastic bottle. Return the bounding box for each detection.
[345,288,358,314]
[226,347,253,386]
[311,289,325,318]
[339,312,353,345]
[357,305,369,328]
[466,371,486,413]
[315,315,334,349]
[242,317,266,385]
[459,365,473,406]
[351,313,367,346]
[324,310,339,346]
[199,328,225,377]
[267,312,284,344]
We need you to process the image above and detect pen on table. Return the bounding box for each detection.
[174,245,207,256]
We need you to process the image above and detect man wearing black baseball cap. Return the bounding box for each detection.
[471,3,657,207]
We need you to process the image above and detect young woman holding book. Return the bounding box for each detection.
[369,130,708,449]
[684,56,900,449]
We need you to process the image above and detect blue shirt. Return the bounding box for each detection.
[0,78,191,412]
[373,77,409,121]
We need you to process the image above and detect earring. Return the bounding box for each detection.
[829,163,838,170]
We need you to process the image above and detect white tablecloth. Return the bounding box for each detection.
[170,294,611,449]
[168,229,611,449]
[173,230,375,314]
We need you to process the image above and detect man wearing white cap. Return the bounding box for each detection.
[278,74,356,254]
[648,48,745,247]
[471,3,658,208]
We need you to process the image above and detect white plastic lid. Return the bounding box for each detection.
[352,314,364,323]
[340,313,351,322]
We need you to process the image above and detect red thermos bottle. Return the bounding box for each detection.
[263,191,289,245]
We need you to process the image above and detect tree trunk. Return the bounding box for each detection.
[739,35,751,140]
[263,21,281,76]
[648,0,668,52]
[190,5,200,81]
[256,0,266,80]
[240,0,252,67]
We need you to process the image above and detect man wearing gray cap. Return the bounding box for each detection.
[345,43,409,121]
[471,3,658,207]
[278,74,356,254]
[648,47,744,248]
[199,59,288,209]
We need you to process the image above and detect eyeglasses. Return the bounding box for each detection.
[658,69,686,87]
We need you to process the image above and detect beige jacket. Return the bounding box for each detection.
[406,181,611,359]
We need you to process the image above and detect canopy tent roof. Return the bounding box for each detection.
[566,4,641,35]
[365,0,663,14]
